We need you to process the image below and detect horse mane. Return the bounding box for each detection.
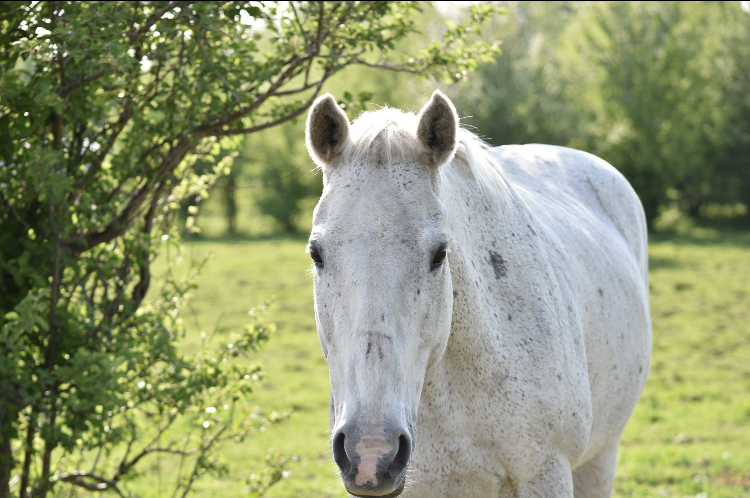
[338,106,506,195]
[454,127,507,196]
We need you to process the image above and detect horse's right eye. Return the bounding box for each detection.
[310,248,323,268]
[431,248,448,271]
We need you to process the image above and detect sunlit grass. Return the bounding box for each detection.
[616,230,750,498]
[130,229,750,497]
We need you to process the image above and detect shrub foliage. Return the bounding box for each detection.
[0,2,500,496]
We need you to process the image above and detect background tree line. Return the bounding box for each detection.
[215,1,749,234]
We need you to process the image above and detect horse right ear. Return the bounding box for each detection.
[306,94,350,168]
[416,90,459,168]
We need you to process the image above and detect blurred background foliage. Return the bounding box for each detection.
[2,1,750,497]
[199,1,749,236]
[456,1,750,226]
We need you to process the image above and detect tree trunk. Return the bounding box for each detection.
[180,195,198,223]
[687,199,702,219]
[283,213,297,234]
[0,431,11,498]
[223,173,237,236]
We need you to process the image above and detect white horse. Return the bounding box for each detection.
[305,90,651,498]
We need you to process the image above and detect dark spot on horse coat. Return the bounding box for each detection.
[366,342,372,358]
[489,251,507,279]
[598,287,604,297]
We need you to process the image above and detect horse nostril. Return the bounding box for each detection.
[389,433,412,476]
[332,431,351,474]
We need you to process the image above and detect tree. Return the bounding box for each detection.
[456,1,750,226]
[249,122,319,233]
[0,2,501,496]
[567,2,734,222]
[451,2,578,148]
[711,2,750,213]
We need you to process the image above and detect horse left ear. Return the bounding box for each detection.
[416,90,459,167]
[306,93,350,168]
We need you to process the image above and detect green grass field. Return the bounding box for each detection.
[140,228,750,498]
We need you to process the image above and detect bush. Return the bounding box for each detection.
[0,2,501,495]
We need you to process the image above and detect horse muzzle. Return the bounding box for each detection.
[332,421,412,497]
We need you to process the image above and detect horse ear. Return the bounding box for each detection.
[306,94,350,167]
[416,90,459,167]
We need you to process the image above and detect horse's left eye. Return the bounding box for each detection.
[310,248,323,268]
[431,249,447,271]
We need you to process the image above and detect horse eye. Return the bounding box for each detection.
[431,249,447,271]
[310,249,323,268]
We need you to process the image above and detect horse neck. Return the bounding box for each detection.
[430,156,534,380]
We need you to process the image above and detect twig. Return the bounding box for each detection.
[61,70,104,99]
[290,1,308,39]
[209,75,330,137]
[316,1,324,49]
[273,76,329,96]
[73,102,134,197]
[196,27,242,106]
[58,472,126,498]
[127,1,181,45]
[114,411,183,480]
[66,135,198,253]
[19,412,36,498]
[351,57,429,74]
[192,51,314,134]
[178,405,235,498]
[206,312,226,346]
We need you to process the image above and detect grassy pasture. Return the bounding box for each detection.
[136,228,750,498]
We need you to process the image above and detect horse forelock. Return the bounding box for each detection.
[338,107,421,167]
[332,106,507,197]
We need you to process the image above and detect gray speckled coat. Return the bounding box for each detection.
[305,91,651,498]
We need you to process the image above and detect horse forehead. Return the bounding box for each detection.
[325,160,434,210]
[328,199,426,241]
[315,161,443,242]
[335,155,430,187]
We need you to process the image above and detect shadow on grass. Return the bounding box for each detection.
[648,256,684,271]
[184,231,310,244]
[649,227,750,248]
